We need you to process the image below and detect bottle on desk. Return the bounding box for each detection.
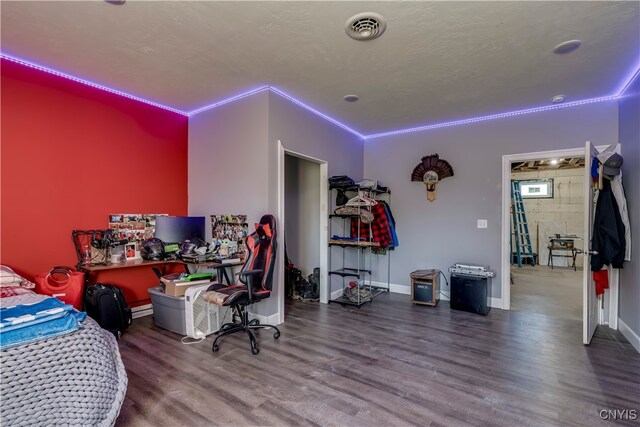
[83,245,91,265]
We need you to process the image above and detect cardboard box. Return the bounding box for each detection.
[160,276,212,297]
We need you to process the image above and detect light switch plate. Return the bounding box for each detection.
[477,219,488,229]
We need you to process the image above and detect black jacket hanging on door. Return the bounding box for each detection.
[591,179,626,271]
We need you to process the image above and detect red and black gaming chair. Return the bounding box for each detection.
[203,214,280,355]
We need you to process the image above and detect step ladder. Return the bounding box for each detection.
[511,181,535,267]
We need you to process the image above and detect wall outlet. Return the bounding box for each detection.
[477,219,488,229]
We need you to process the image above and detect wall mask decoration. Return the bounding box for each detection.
[411,154,454,202]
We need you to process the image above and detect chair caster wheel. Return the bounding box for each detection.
[274,331,280,339]
[212,344,220,352]
[251,347,260,355]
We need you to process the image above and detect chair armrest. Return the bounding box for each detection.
[237,269,263,301]
[236,269,263,278]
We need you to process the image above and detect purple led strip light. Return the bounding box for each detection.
[617,63,640,96]
[364,95,620,140]
[268,87,366,139]
[0,52,188,115]
[3,51,638,139]
[187,86,270,116]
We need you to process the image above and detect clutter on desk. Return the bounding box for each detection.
[108,213,169,260]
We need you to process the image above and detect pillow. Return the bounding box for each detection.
[0,285,34,299]
[0,266,36,289]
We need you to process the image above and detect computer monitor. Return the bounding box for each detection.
[154,216,206,244]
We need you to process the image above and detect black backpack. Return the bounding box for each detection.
[84,283,132,338]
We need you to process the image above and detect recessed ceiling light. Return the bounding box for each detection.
[344,94,359,102]
[104,0,126,4]
[551,95,566,103]
[550,159,559,165]
[345,13,387,41]
[553,40,582,54]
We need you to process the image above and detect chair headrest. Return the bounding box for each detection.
[255,222,272,238]
[258,214,276,234]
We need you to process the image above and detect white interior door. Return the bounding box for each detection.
[583,141,599,345]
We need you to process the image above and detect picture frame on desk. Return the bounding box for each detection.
[125,242,141,260]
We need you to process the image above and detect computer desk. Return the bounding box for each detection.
[80,258,244,288]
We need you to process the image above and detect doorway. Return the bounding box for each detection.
[509,156,585,321]
[276,142,329,324]
[501,144,621,344]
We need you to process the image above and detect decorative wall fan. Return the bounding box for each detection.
[411,154,454,202]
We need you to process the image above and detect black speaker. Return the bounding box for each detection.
[450,273,491,315]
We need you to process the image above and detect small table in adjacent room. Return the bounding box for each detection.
[410,269,440,306]
[547,237,579,271]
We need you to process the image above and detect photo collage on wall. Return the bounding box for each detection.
[211,215,248,260]
[108,214,168,259]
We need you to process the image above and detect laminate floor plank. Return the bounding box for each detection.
[117,292,639,426]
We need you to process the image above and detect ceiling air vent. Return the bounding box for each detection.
[345,13,387,41]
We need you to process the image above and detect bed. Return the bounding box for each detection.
[0,267,127,427]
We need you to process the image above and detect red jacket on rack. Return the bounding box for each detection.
[351,203,393,248]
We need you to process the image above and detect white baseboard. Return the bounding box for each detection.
[618,317,640,354]
[248,311,281,326]
[330,288,344,300]
[370,281,503,308]
[132,303,153,319]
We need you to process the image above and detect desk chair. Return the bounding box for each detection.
[203,214,280,355]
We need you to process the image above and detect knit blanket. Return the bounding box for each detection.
[1,293,127,426]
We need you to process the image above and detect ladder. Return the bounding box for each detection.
[511,181,535,267]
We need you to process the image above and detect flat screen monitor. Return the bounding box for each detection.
[154,216,206,244]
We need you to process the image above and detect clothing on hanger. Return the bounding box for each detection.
[351,203,392,248]
[591,179,626,271]
[346,191,377,207]
[380,201,398,248]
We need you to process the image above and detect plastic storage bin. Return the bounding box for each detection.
[148,286,186,335]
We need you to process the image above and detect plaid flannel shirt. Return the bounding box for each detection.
[351,203,392,248]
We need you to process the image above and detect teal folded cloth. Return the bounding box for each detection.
[0,297,86,349]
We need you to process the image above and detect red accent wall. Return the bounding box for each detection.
[1,59,188,306]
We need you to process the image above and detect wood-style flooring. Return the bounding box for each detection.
[511,265,583,321]
[116,293,640,427]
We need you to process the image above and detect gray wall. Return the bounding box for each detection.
[285,154,321,277]
[618,72,640,342]
[268,92,365,297]
[189,90,364,319]
[364,100,619,301]
[188,92,270,313]
[188,91,269,236]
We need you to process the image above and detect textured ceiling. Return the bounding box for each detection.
[2,1,639,134]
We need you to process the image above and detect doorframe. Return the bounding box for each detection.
[500,145,619,328]
[277,141,329,324]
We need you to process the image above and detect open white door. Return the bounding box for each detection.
[583,141,599,345]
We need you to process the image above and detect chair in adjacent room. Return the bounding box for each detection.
[203,214,280,355]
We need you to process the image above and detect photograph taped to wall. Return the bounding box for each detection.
[211,215,248,260]
[519,179,554,199]
[108,213,168,251]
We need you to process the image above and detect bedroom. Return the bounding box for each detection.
[1,1,639,426]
